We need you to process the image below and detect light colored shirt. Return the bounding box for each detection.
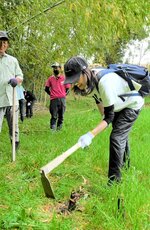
[0,53,23,107]
[16,85,25,100]
[98,72,144,111]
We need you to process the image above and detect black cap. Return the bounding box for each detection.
[64,56,88,84]
[0,31,8,40]
[51,62,61,68]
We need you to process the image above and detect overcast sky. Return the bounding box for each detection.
[123,37,150,65]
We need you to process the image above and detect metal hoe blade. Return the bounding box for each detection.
[40,142,81,199]
[41,170,55,199]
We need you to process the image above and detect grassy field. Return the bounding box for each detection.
[0,95,150,230]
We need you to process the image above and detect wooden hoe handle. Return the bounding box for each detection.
[40,142,81,175]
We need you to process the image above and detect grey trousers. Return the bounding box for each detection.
[108,108,140,181]
[0,106,19,142]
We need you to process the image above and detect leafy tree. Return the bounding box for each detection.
[0,0,149,100]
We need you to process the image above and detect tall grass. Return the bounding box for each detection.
[0,95,150,229]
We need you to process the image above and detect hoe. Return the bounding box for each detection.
[40,142,81,198]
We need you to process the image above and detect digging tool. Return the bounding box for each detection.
[12,87,16,162]
[40,142,81,198]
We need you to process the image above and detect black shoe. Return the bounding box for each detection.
[50,125,56,130]
[11,140,20,151]
[15,141,20,150]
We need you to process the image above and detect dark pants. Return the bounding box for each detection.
[49,98,66,129]
[19,99,25,121]
[108,108,140,182]
[0,106,19,142]
[26,101,34,118]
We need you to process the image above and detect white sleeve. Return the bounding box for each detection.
[99,80,115,107]
[15,58,23,80]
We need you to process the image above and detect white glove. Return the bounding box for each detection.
[78,132,94,149]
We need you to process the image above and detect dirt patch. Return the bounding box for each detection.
[145,102,150,107]
[34,102,48,114]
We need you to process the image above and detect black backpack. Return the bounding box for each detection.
[97,64,150,97]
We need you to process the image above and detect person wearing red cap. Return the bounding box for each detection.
[45,62,70,131]
[0,31,23,150]
[64,56,144,185]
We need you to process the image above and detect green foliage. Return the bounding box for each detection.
[0,95,150,229]
[0,0,150,97]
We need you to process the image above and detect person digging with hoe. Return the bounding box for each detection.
[0,31,23,150]
[64,56,144,185]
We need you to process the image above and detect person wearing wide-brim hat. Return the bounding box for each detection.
[64,56,144,185]
[0,31,23,150]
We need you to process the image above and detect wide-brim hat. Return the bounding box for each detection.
[64,56,88,84]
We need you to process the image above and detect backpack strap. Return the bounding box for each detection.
[96,69,114,81]
[119,92,141,97]
[96,68,136,92]
[114,69,135,91]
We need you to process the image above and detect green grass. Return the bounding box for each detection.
[0,95,150,230]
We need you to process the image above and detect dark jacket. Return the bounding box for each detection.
[25,91,36,103]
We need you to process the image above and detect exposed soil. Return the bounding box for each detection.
[34,102,48,114]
